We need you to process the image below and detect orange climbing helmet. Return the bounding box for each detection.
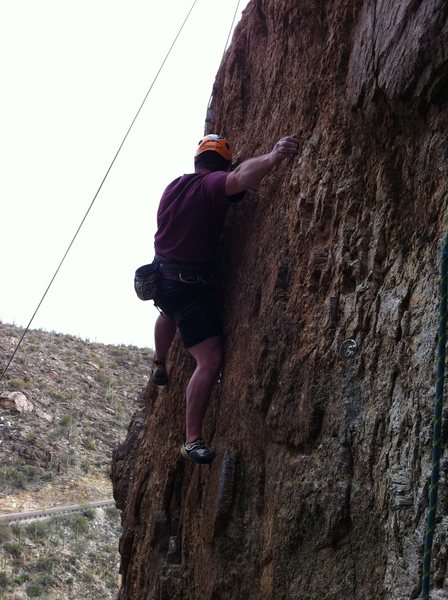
[194,134,232,162]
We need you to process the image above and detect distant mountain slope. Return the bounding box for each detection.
[0,321,152,512]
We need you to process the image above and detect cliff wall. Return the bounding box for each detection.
[112,1,448,598]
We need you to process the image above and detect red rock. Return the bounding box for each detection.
[112,1,448,598]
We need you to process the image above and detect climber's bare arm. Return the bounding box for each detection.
[225,135,299,196]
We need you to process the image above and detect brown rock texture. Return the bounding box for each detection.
[112,1,448,598]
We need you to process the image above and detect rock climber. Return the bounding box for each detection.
[151,133,299,464]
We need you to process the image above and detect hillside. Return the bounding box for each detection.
[0,321,152,512]
[0,505,122,599]
[0,321,153,599]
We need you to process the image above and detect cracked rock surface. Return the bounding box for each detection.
[112,1,448,598]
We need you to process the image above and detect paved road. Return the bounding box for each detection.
[0,499,116,523]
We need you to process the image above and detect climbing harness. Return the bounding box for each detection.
[421,231,448,599]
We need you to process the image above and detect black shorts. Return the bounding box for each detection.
[155,278,221,348]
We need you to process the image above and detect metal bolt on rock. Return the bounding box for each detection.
[339,339,358,359]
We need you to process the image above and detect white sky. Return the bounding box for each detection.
[0,0,250,350]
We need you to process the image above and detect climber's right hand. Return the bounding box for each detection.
[271,135,299,163]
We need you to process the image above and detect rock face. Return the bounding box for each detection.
[112,1,448,598]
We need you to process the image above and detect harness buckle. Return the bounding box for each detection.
[178,272,214,284]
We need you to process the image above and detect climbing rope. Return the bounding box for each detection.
[223,0,242,54]
[0,0,199,384]
[205,0,242,133]
[421,231,448,598]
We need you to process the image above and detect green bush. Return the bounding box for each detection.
[0,522,12,543]
[26,582,44,597]
[82,569,96,583]
[59,414,74,427]
[26,431,38,442]
[5,541,24,557]
[2,327,18,337]
[11,524,24,537]
[34,556,56,571]
[26,520,49,540]
[0,570,10,589]
[95,371,110,385]
[74,515,90,535]
[14,471,26,489]
[105,506,120,522]
[84,436,96,450]
[8,377,31,389]
[15,573,30,584]
[17,355,30,367]
[46,386,65,400]
[82,508,95,520]
[41,470,54,482]
[67,454,77,466]
[23,464,40,481]
[109,346,128,357]
[0,466,17,482]
[37,572,54,587]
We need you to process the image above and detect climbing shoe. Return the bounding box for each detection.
[180,439,216,464]
[152,359,168,386]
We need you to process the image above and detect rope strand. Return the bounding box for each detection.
[205,0,242,133]
[421,229,448,598]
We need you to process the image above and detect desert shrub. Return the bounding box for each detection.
[26,431,38,442]
[8,378,30,389]
[0,466,17,481]
[0,522,12,543]
[109,346,128,357]
[95,371,110,385]
[26,582,43,597]
[14,471,26,489]
[105,506,120,522]
[84,436,96,450]
[46,386,73,401]
[82,569,96,583]
[59,414,73,427]
[82,508,95,520]
[74,515,90,535]
[34,555,56,571]
[11,523,24,537]
[5,541,24,557]
[23,464,40,481]
[41,471,54,483]
[0,570,10,589]
[37,572,54,587]
[26,520,49,540]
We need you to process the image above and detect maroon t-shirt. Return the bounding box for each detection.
[154,171,231,263]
